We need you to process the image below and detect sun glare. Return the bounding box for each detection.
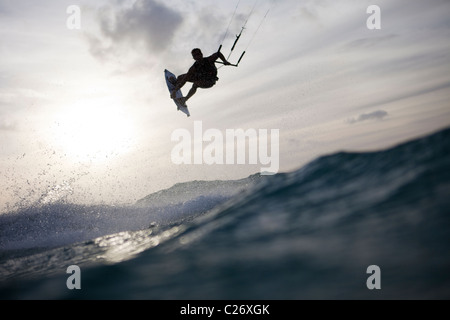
[52,99,136,162]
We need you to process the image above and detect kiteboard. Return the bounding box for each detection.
[164,69,190,117]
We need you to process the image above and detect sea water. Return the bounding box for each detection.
[1,127,449,299]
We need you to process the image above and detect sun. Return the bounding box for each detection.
[52,98,136,162]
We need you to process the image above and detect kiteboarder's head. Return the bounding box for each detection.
[191,48,203,61]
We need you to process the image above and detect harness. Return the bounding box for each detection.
[193,58,218,88]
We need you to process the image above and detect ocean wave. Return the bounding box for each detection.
[1,126,450,299]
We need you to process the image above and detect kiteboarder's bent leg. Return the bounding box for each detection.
[170,73,193,99]
[168,76,177,85]
[185,83,199,102]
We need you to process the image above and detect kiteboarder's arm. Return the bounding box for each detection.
[209,52,231,65]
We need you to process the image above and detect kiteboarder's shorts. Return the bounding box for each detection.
[177,73,218,89]
[195,77,218,89]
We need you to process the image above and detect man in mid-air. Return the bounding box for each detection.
[170,48,231,103]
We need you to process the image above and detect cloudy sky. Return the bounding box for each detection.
[1,0,450,211]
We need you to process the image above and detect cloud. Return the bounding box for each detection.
[86,0,183,61]
[0,117,17,131]
[347,110,388,124]
[343,34,398,50]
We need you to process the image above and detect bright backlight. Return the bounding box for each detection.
[52,98,135,162]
